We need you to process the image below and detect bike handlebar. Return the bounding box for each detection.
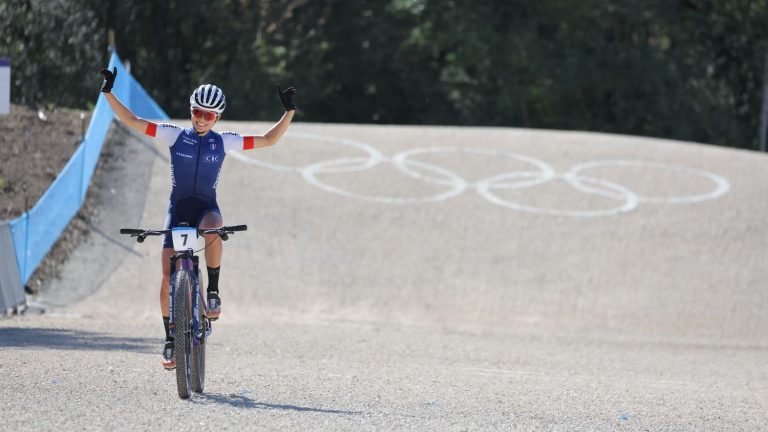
[219,224,247,232]
[119,225,248,243]
[119,228,146,235]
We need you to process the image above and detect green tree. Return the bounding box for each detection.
[0,0,102,109]
[2,0,767,150]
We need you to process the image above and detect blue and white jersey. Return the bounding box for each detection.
[145,122,256,203]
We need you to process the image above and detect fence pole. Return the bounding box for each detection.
[759,48,768,152]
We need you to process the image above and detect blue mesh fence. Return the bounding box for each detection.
[25,148,86,278]
[7,50,168,283]
[129,73,168,120]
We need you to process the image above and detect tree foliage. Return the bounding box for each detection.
[1,0,766,150]
[0,0,101,109]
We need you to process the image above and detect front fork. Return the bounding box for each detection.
[192,259,208,343]
[168,254,206,339]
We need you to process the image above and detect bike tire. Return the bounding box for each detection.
[191,271,206,393]
[173,270,193,399]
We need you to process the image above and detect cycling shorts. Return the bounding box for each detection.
[162,196,221,249]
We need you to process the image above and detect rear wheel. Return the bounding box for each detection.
[173,270,193,399]
[192,272,206,393]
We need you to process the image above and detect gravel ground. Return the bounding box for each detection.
[1,315,765,431]
[1,120,767,431]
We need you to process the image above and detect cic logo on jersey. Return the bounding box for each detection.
[203,155,220,163]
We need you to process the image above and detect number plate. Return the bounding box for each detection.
[171,227,197,251]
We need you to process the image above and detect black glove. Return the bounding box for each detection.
[277,84,297,111]
[99,67,117,93]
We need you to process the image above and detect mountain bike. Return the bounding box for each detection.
[120,223,247,399]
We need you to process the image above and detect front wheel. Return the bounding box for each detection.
[173,270,193,399]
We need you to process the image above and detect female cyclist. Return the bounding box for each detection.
[99,66,296,369]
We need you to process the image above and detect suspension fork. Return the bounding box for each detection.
[191,255,204,343]
[168,253,196,337]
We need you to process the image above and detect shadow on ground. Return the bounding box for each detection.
[0,327,155,353]
[193,392,366,415]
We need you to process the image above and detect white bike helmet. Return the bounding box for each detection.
[190,84,226,114]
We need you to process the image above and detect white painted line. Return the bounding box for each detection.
[228,132,731,217]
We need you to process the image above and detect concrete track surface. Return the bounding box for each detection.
[2,121,767,431]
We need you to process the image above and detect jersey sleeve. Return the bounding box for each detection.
[220,131,260,153]
[145,122,182,147]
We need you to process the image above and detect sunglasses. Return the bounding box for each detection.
[191,108,218,121]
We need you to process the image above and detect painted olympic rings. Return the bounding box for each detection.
[228,132,731,218]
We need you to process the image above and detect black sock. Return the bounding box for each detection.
[207,266,220,293]
[163,316,173,342]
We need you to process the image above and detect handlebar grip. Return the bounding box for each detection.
[120,228,145,235]
[224,225,248,232]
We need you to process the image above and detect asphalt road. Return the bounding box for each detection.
[1,121,767,431]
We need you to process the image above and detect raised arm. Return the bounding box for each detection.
[247,85,297,148]
[99,67,151,134]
